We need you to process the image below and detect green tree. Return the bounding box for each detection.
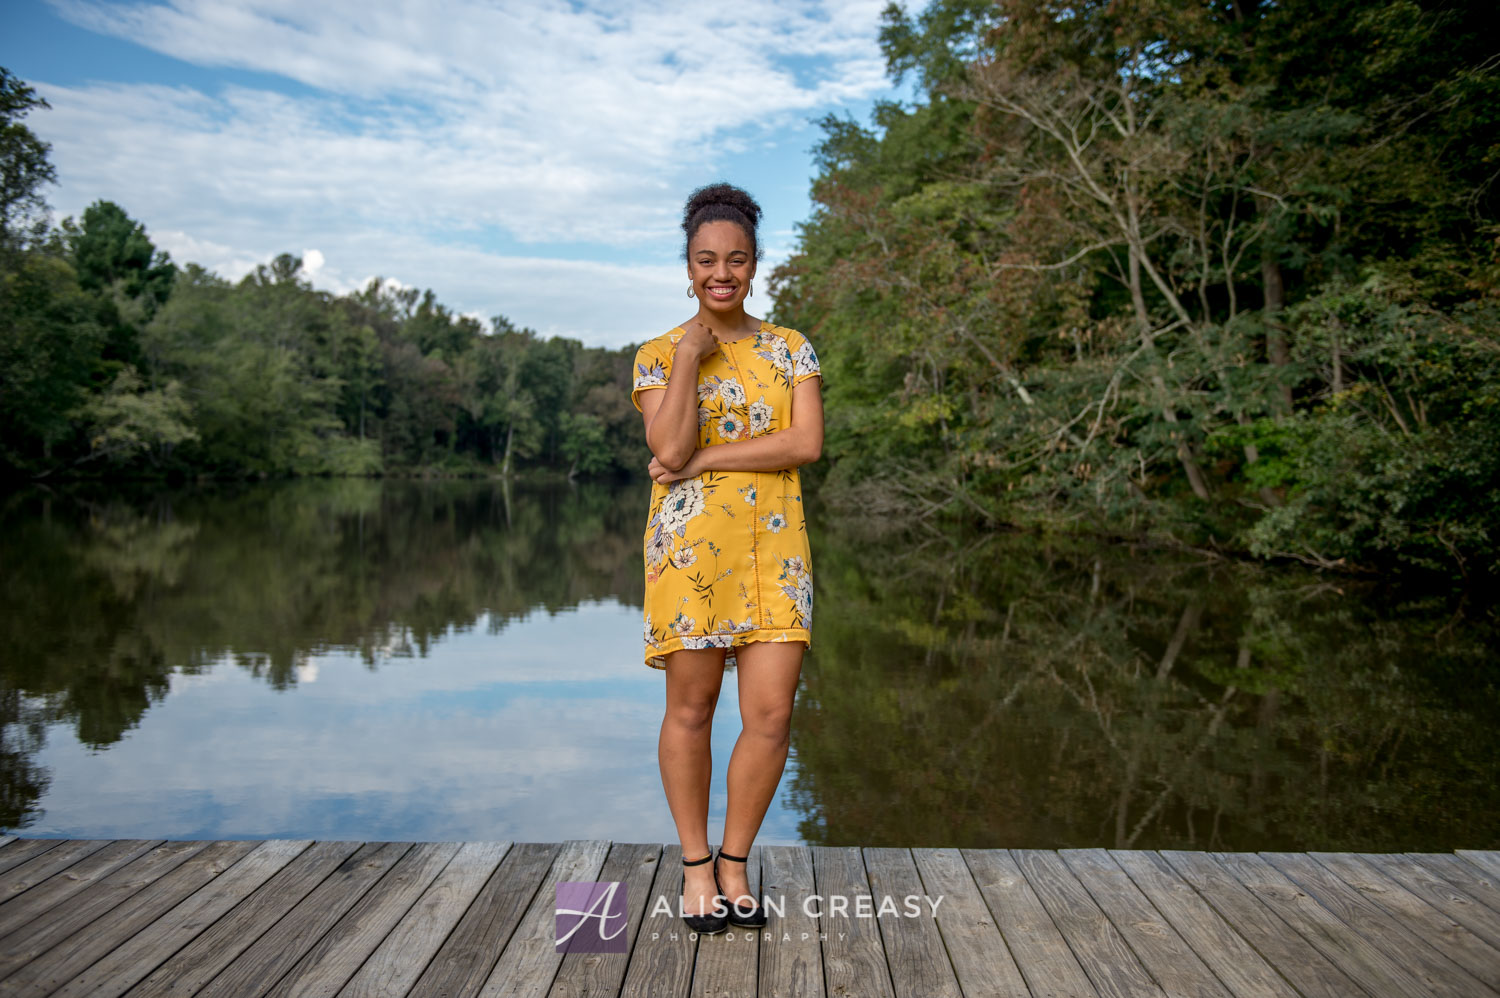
[560,411,611,478]
[70,364,197,467]
[63,200,175,306]
[0,67,55,251]
[0,254,105,470]
[60,200,177,375]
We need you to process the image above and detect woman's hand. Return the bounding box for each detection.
[676,321,718,362]
[649,450,699,484]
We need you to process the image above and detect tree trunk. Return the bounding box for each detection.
[1256,194,1293,414]
[1331,319,1344,395]
[501,422,514,477]
[1237,411,1284,507]
[1129,245,1212,501]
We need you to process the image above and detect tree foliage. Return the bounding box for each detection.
[0,67,55,251]
[770,0,1500,580]
[0,70,651,483]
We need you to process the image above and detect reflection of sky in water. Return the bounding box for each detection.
[25,598,808,844]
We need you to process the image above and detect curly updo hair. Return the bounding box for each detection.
[682,182,763,262]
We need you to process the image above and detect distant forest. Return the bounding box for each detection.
[0,70,648,483]
[4,0,1500,582]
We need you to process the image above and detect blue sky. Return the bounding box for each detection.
[4,0,910,347]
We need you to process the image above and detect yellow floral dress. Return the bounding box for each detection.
[630,320,822,670]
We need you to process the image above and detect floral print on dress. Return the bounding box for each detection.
[630,320,822,670]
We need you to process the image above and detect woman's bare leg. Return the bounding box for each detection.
[719,640,804,906]
[660,647,727,915]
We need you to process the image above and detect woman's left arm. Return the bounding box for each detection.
[650,377,823,482]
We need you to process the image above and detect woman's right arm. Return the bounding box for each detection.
[641,329,713,470]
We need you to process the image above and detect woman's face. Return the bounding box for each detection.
[688,220,757,313]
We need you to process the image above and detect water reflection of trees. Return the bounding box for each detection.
[0,478,649,828]
[3,480,1495,848]
[788,513,1499,852]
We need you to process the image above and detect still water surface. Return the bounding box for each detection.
[2,478,1496,850]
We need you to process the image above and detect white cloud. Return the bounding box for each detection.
[33,0,894,344]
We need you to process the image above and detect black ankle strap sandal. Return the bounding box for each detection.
[680,852,728,934]
[714,848,768,928]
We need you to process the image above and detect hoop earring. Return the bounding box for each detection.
[748,281,753,298]
[687,284,696,298]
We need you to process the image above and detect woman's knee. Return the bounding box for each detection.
[741,702,793,740]
[666,697,716,732]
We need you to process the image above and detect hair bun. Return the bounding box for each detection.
[682,182,763,260]
[685,183,761,227]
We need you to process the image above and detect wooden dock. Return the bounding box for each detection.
[1,834,1498,997]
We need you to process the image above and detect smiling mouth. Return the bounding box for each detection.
[706,285,737,299]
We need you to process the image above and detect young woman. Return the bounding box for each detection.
[630,183,824,934]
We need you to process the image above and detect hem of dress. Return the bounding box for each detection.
[645,628,811,671]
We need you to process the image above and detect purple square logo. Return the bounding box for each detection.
[556,881,629,953]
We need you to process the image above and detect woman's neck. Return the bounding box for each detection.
[694,307,760,341]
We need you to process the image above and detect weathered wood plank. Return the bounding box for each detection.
[1160,851,1365,998]
[758,844,824,998]
[864,847,961,998]
[0,839,259,995]
[1264,852,1492,997]
[3,838,1499,998]
[1408,854,1500,918]
[0,838,212,979]
[549,842,661,998]
[195,841,412,998]
[813,845,895,998]
[124,839,366,998]
[1210,851,1441,998]
[0,837,62,877]
[1361,852,1500,951]
[51,839,313,998]
[1014,849,1164,998]
[619,843,698,998]
[334,840,511,998]
[1455,852,1500,888]
[1260,846,1494,996]
[1458,846,1500,900]
[1310,852,1500,990]
[265,841,464,998]
[691,844,762,998]
[1061,849,1230,998]
[0,839,153,930]
[911,847,1028,998]
[1107,851,1297,998]
[409,841,559,996]
[478,839,612,998]
[962,848,1099,998]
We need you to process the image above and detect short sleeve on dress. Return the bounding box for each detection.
[630,336,673,412]
[788,328,822,388]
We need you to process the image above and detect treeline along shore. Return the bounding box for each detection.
[3,0,1499,586]
[2,67,649,486]
[766,0,1499,585]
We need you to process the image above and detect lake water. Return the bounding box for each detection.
[2,478,1496,850]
